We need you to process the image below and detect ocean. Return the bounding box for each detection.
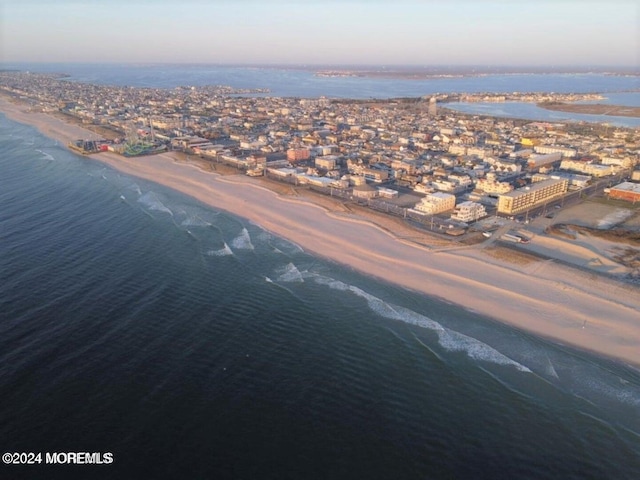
[1,66,640,479]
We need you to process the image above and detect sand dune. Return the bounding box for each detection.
[2,96,640,367]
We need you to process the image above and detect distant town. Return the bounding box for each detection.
[1,70,639,240]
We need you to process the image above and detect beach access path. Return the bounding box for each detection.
[2,95,640,367]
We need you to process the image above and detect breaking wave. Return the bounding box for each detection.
[313,275,531,372]
[230,228,254,250]
[181,215,211,227]
[138,191,173,216]
[276,263,304,283]
[205,243,233,257]
[35,149,54,161]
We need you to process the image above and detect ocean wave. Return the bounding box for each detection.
[138,191,173,216]
[276,262,304,283]
[230,228,254,250]
[313,275,531,372]
[129,183,142,196]
[35,149,54,161]
[205,243,233,257]
[181,215,211,227]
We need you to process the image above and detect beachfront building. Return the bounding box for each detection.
[451,201,487,223]
[377,187,399,199]
[497,178,568,215]
[352,183,379,199]
[608,182,640,203]
[475,172,513,195]
[412,192,456,215]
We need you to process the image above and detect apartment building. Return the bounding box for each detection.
[497,178,568,215]
[451,201,487,223]
[534,145,577,158]
[560,159,621,177]
[412,192,456,215]
[475,172,513,195]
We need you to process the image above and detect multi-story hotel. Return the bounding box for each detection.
[497,178,568,215]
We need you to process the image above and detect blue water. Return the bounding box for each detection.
[6,62,639,127]
[1,67,640,479]
[447,101,640,128]
[5,62,639,98]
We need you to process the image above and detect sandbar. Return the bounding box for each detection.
[2,95,640,367]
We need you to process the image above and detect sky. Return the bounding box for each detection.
[0,0,638,67]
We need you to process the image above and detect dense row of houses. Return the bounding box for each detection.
[3,71,640,222]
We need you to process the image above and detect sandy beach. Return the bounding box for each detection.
[2,96,640,367]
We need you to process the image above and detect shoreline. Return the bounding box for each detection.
[2,95,640,368]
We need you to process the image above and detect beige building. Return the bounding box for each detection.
[534,145,577,158]
[413,192,456,215]
[560,159,622,177]
[498,178,568,215]
[476,172,513,195]
[451,201,487,223]
[363,168,389,183]
[315,157,337,170]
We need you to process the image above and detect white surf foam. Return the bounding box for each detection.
[437,330,532,372]
[35,149,54,161]
[205,243,233,257]
[129,183,142,196]
[138,192,173,216]
[276,263,304,283]
[230,228,254,250]
[181,215,211,227]
[313,275,531,372]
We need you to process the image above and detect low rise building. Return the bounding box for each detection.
[608,182,640,203]
[363,168,389,183]
[476,172,513,195]
[412,192,456,215]
[315,156,337,170]
[377,187,399,199]
[451,201,487,223]
[287,148,310,163]
[352,183,379,199]
[528,152,562,170]
[560,159,622,177]
[534,145,577,158]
